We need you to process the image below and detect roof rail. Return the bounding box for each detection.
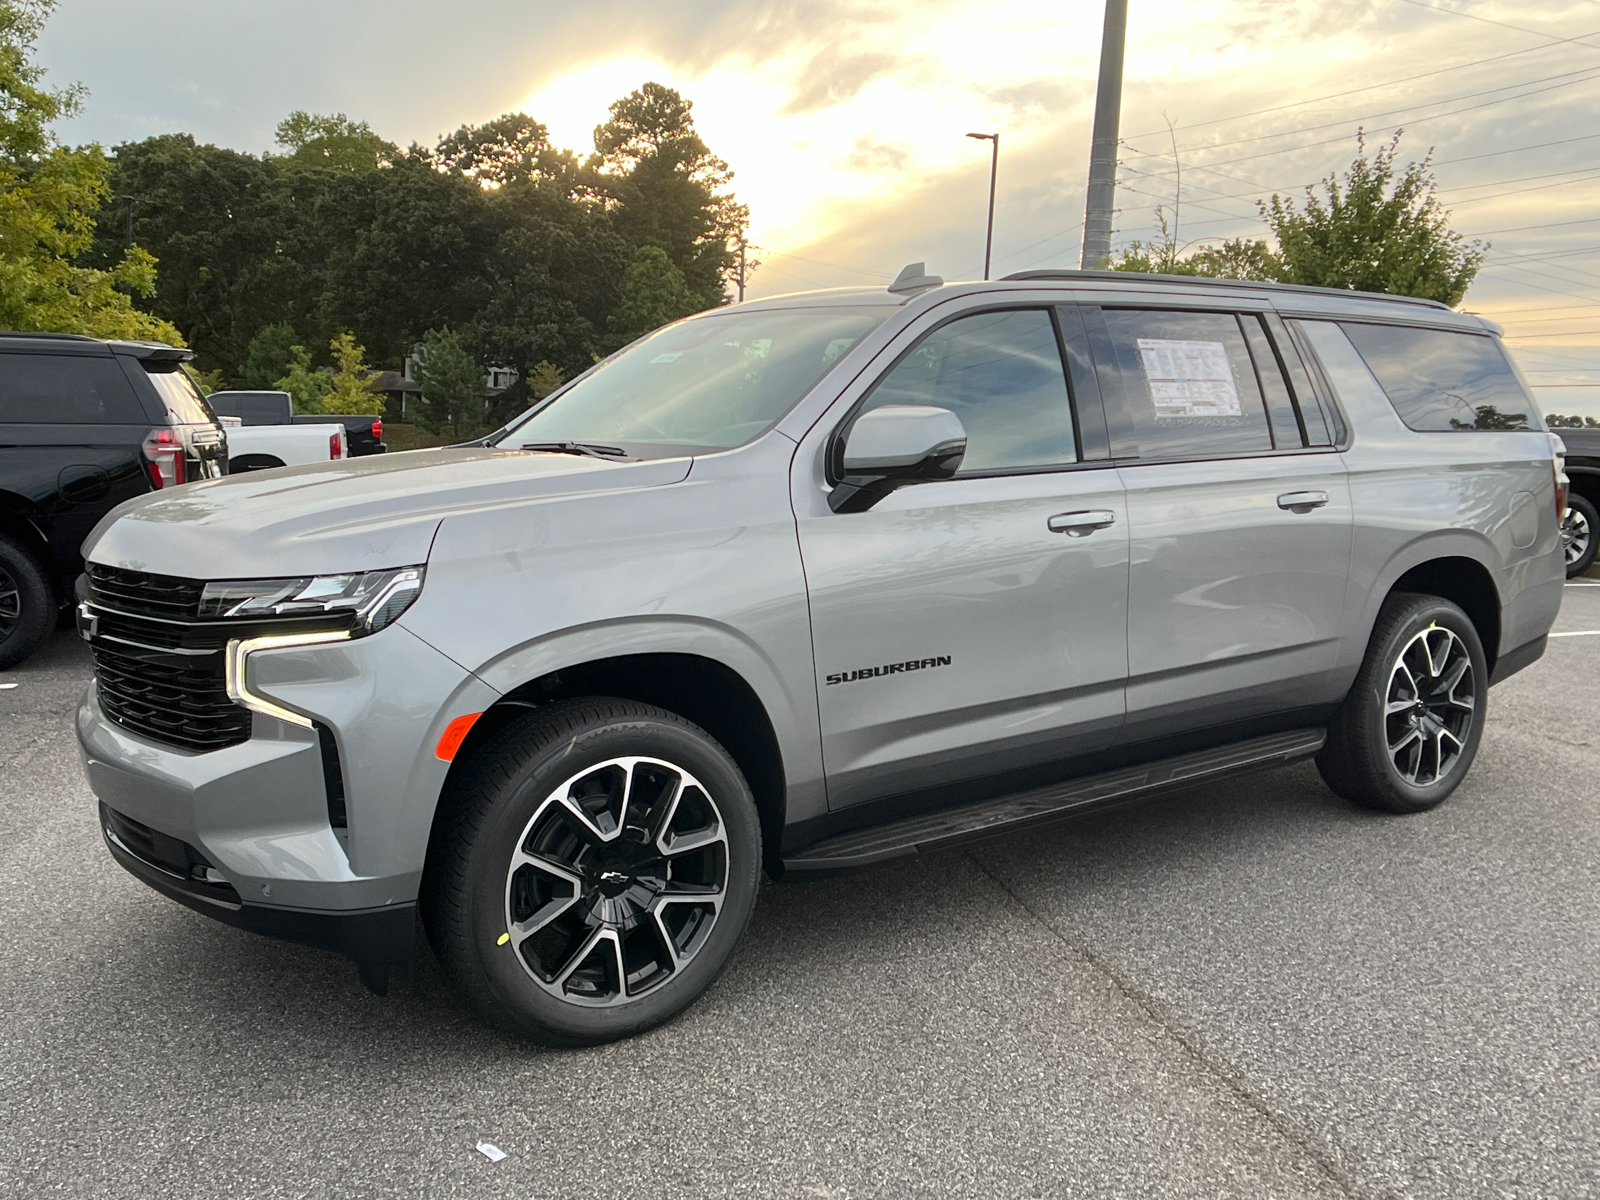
[999,268,1452,311]
[0,330,99,341]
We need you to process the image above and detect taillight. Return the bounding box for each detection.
[330,431,343,459]
[370,419,382,441]
[142,428,186,489]
[1552,433,1569,520]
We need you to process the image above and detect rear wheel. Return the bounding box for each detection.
[1317,593,1487,813]
[0,535,53,671]
[1561,494,1598,577]
[423,698,762,1046]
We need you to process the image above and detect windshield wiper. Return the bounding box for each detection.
[518,441,630,460]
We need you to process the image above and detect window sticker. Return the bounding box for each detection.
[1136,338,1241,419]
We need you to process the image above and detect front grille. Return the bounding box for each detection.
[83,564,346,754]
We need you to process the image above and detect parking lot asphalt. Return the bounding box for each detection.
[2,585,1598,1200]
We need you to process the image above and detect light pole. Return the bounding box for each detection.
[966,132,999,280]
[1081,0,1129,269]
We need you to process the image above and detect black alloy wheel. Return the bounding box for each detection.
[1317,592,1488,813]
[0,535,53,670]
[1561,494,1598,577]
[424,698,762,1046]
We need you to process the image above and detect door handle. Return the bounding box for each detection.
[1048,510,1117,536]
[1277,491,1329,512]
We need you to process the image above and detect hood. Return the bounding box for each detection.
[84,447,692,579]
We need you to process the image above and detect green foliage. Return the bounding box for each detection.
[609,245,692,343]
[186,365,225,394]
[1110,133,1484,306]
[527,359,565,400]
[274,344,331,414]
[244,322,298,389]
[1547,414,1600,429]
[325,331,382,414]
[274,111,395,173]
[428,112,578,188]
[412,327,484,438]
[1262,131,1486,306]
[0,0,181,342]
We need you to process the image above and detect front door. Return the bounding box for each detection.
[1087,305,1354,739]
[796,306,1131,810]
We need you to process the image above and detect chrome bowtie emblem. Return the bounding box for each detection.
[599,870,629,886]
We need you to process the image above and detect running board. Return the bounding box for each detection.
[783,727,1327,876]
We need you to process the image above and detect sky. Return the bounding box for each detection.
[38,0,1600,415]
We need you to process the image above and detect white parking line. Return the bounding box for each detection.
[1566,583,1600,588]
[1550,630,1600,638]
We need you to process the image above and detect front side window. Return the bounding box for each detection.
[0,353,146,424]
[857,308,1078,473]
[1100,310,1274,458]
[1339,322,1533,432]
[498,305,893,456]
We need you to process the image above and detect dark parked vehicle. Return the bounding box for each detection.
[207,391,386,458]
[0,334,225,669]
[1556,427,1600,576]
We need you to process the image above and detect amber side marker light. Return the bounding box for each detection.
[436,712,483,761]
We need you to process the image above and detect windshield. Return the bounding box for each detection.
[497,305,893,455]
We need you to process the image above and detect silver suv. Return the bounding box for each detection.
[76,268,1565,1045]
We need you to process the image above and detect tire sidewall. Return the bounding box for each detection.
[1565,495,1598,578]
[1357,597,1488,812]
[461,712,762,1044]
[0,537,54,671]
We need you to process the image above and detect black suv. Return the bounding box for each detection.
[0,334,226,669]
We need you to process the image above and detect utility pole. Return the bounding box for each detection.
[1080,0,1128,270]
[966,132,999,280]
[737,239,746,302]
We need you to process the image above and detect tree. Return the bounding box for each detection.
[1109,209,1278,280]
[412,327,484,438]
[274,344,331,414]
[1547,414,1600,429]
[324,331,382,413]
[243,322,298,388]
[608,245,692,343]
[528,360,565,399]
[274,111,396,173]
[1263,131,1486,306]
[429,112,579,189]
[591,82,747,310]
[0,0,180,341]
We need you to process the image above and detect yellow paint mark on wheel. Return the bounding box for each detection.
[497,932,510,946]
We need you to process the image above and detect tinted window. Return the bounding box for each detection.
[1340,322,1532,431]
[859,308,1077,472]
[1100,310,1273,458]
[500,305,891,454]
[0,353,146,424]
[208,393,289,425]
[145,365,217,425]
[1239,315,1305,448]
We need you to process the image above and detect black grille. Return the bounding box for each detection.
[83,565,351,754]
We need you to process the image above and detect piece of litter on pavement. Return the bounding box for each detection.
[476,1141,507,1162]
[0,683,17,690]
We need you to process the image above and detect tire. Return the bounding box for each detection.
[0,535,54,671]
[422,698,762,1047]
[1561,494,1598,578]
[1316,593,1487,814]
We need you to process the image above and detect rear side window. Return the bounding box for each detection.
[1099,309,1273,458]
[1340,322,1533,431]
[860,308,1077,473]
[209,394,287,425]
[145,364,217,426]
[0,353,147,424]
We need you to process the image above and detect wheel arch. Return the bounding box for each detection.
[0,497,59,596]
[440,651,791,877]
[1385,554,1502,669]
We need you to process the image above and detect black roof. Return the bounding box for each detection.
[0,331,193,360]
[1000,269,1453,311]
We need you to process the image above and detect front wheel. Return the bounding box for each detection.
[1562,494,1598,577]
[0,535,54,671]
[1317,593,1487,813]
[423,698,762,1046]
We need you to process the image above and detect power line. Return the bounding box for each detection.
[1395,0,1600,53]
[1434,131,1600,167]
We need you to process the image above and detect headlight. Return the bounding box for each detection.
[199,566,424,635]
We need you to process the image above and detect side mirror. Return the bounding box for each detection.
[829,405,967,513]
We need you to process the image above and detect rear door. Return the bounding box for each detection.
[796,303,1131,810]
[1085,304,1355,740]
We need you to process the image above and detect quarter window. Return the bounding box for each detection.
[0,353,146,424]
[1339,322,1533,431]
[858,308,1077,472]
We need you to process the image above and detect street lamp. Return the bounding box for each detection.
[966,132,999,280]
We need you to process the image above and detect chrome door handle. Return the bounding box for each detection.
[1048,510,1117,536]
[1277,491,1329,512]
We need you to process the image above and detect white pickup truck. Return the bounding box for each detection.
[206,390,348,473]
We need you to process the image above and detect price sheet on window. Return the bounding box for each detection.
[1135,338,1242,419]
